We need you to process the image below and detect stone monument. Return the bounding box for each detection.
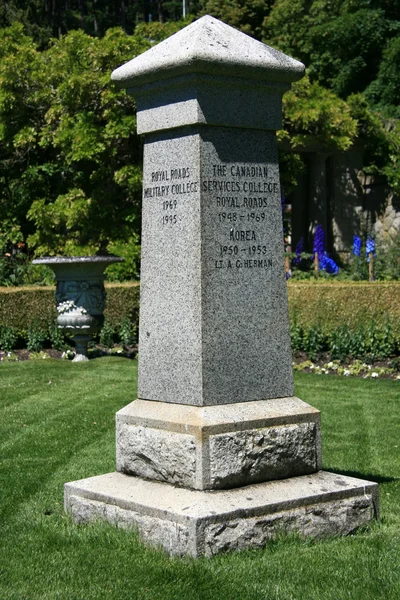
[64,16,378,557]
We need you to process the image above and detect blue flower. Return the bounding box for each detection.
[313,225,325,257]
[319,253,339,275]
[353,235,362,256]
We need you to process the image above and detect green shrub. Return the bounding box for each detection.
[49,323,69,352]
[374,232,400,281]
[99,320,115,349]
[329,326,353,361]
[292,319,399,362]
[27,321,47,352]
[368,319,397,360]
[0,325,17,352]
[289,321,304,352]
[118,316,137,347]
[0,286,56,339]
[303,325,328,361]
[1,282,399,359]
[0,282,140,341]
[103,283,140,329]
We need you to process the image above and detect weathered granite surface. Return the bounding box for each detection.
[112,15,305,88]
[116,398,322,490]
[65,471,379,557]
[112,16,304,135]
[137,122,293,406]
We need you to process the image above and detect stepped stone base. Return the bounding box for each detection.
[116,397,322,490]
[65,471,379,557]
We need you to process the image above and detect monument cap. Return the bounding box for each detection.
[111,15,305,90]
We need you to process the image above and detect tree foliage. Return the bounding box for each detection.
[278,76,358,192]
[200,0,273,39]
[280,76,357,151]
[0,2,400,282]
[264,0,400,99]
[365,36,400,114]
[0,22,184,278]
[0,1,200,46]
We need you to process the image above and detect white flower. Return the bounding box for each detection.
[310,364,315,369]
[343,369,350,376]
[371,372,379,378]
[327,362,334,368]
[396,375,400,380]
[57,300,87,315]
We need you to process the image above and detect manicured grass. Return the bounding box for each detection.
[0,359,399,600]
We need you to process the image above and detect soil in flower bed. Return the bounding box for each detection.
[2,347,399,379]
[0,345,138,362]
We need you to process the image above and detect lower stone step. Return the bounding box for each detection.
[64,470,378,557]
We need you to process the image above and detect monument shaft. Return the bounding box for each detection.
[139,126,293,405]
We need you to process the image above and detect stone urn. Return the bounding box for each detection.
[32,256,124,361]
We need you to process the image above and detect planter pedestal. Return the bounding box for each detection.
[32,256,123,360]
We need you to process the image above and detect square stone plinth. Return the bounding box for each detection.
[65,471,379,557]
[116,397,322,490]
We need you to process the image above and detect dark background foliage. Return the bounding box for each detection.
[0,0,399,283]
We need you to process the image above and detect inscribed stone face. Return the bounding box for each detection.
[138,126,293,406]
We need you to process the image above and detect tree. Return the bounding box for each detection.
[200,0,273,39]
[0,24,43,251]
[264,0,400,98]
[0,1,195,47]
[365,36,400,114]
[0,22,185,279]
[278,75,358,192]
[305,9,392,97]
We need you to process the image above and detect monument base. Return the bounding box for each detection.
[116,397,322,490]
[65,471,378,557]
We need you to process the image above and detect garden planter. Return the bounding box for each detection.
[32,256,123,361]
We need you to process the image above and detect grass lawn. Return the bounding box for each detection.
[0,358,399,600]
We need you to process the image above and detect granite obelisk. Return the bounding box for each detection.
[64,16,378,557]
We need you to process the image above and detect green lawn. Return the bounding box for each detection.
[0,358,399,600]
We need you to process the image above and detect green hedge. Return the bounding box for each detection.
[0,283,140,338]
[288,281,400,336]
[0,286,56,336]
[0,281,399,337]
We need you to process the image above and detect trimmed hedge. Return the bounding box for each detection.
[0,283,140,337]
[288,281,400,336]
[0,286,56,336]
[0,281,399,337]
[104,283,140,328]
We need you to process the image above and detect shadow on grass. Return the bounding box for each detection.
[326,468,397,485]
